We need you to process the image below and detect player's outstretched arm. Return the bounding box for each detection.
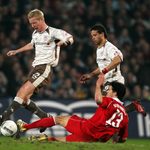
[79,67,100,84]
[7,43,33,56]
[102,55,122,74]
[95,74,104,104]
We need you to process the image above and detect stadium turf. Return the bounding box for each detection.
[0,136,149,150]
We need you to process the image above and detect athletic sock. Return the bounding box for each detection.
[1,97,23,122]
[24,100,48,118]
[24,117,55,129]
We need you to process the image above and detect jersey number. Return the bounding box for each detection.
[32,72,40,79]
[106,109,123,128]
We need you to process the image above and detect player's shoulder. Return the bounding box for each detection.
[48,26,55,30]
[105,41,119,50]
[103,96,113,101]
[48,26,64,36]
[102,96,114,104]
[49,26,61,32]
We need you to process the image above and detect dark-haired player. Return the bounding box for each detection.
[79,24,146,116]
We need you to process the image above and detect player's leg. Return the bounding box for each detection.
[27,115,93,142]
[125,100,146,116]
[102,82,146,116]
[55,115,71,127]
[17,116,55,131]
[28,134,66,142]
[25,64,52,117]
[0,64,51,124]
[24,96,51,133]
[0,81,35,124]
[24,98,48,118]
[17,115,69,131]
[28,134,95,142]
[24,64,52,132]
[61,115,88,136]
[17,115,73,132]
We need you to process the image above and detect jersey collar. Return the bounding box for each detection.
[113,97,123,105]
[45,27,49,34]
[35,26,49,34]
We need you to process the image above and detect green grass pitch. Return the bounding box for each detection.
[0,136,150,150]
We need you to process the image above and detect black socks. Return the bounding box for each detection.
[1,101,22,122]
[24,100,48,118]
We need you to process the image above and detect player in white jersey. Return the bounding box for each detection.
[0,9,74,131]
[31,26,73,67]
[96,40,124,84]
[80,24,146,116]
[80,24,124,84]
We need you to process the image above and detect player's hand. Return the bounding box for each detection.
[79,74,91,84]
[96,74,104,86]
[7,50,17,56]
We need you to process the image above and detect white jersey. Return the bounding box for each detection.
[96,40,124,84]
[31,26,72,67]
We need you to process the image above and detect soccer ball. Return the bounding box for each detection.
[0,120,18,136]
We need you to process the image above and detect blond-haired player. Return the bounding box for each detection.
[0,9,74,131]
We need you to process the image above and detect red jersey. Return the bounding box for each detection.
[82,97,129,140]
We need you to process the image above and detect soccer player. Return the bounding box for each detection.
[79,24,146,116]
[0,9,74,126]
[17,75,128,143]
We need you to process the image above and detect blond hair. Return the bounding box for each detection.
[28,9,44,20]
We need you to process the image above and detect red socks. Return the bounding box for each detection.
[24,117,55,130]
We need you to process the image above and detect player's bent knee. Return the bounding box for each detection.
[55,116,70,127]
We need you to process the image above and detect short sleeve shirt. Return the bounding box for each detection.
[31,26,72,67]
[96,41,124,83]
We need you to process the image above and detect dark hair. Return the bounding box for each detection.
[109,82,126,99]
[90,24,107,38]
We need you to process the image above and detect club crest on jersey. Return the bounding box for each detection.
[43,36,51,45]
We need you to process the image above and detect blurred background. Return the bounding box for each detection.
[0,0,150,139]
[0,0,150,100]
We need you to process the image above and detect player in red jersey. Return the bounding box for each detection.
[17,74,128,143]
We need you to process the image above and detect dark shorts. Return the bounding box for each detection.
[28,64,52,90]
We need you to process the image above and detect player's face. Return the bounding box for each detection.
[29,17,43,32]
[106,86,115,97]
[91,30,103,45]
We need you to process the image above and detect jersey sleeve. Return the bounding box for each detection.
[51,27,72,43]
[107,46,123,61]
[30,39,34,45]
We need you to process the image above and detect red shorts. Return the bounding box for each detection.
[65,115,117,142]
[65,115,97,142]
